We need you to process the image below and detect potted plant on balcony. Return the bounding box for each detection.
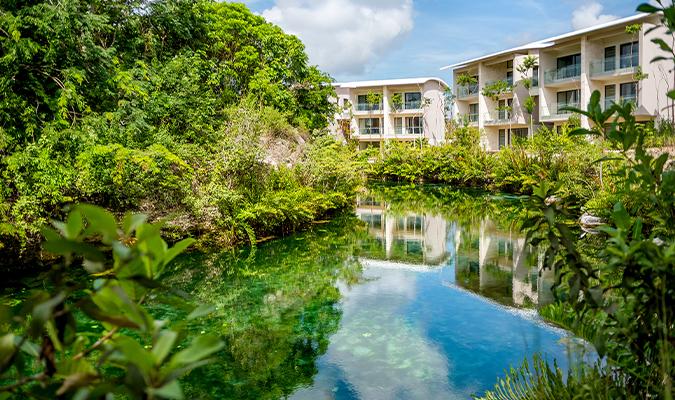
[457,73,478,97]
[390,93,403,112]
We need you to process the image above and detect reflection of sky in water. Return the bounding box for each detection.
[292,264,584,399]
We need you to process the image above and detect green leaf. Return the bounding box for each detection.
[77,205,118,244]
[112,335,154,376]
[148,380,184,400]
[122,213,148,236]
[612,202,632,231]
[168,335,223,367]
[187,304,215,321]
[153,330,178,365]
[162,238,196,268]
[636,3,660,13]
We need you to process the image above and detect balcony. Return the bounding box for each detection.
[589,55,639,79]
[540,102,580,121]
[404,101,422,110]
[483,110,514,126]
[356,103,383,112]
[544,64,581,86]
[483,79,513,96]
[359,127,381,135]
[457,83,479,99]
[394,127,423,135]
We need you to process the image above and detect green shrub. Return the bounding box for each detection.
[76,144,193,208]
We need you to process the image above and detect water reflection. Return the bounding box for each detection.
[356,191,554,308]
[290,186,589,399]
[165,185,589,399]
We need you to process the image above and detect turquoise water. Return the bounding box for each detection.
[166,185,591,399]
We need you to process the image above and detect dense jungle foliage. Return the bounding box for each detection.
[0,0,361,270]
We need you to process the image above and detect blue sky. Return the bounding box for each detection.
[241,0,644,83]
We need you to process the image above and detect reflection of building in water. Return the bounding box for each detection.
[356,196,448,265]
[457,219,554,307]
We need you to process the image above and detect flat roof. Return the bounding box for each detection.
[335,77,449,89]
[441,13,653,71]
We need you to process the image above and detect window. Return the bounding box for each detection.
[604,85,616,110]
[557,89,580,113]
[506,70,513,86]
[405,116,423,134]
[357,94,381,111]
[394,117,403,135]
[358,118,381,134]
[498,99,512,120]
[404,92,422,109]
[556,53,581,79]
[532,67,539,87]
[498,129,507,149]
[604,46,616,72]
[469,103,478,122]
[512,128,528,141]
[620,41,639,69]
[620,82,637,104]
[506,60,514,69]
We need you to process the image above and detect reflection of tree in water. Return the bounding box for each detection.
[164,216,367,399]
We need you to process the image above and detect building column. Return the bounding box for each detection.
[580,36,591,129]
[383,86,391,139]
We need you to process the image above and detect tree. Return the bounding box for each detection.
[516,55,539,136]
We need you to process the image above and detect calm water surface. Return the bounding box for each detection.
[167,185,589,399]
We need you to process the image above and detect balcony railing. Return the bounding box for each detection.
[532,75,539,88]
[457,83,479,98]
[540,102,580,120]
[604,95,637,111]
[394,127,423,135]
[484,111,513,125]
[589,55,639,77]
[544,64,581,85]
[359,127,381,135]
[356,103,383,112]
[467,113,478,123]
[604,98,614,111]
[404,101,422,110]
[484,79,513,93]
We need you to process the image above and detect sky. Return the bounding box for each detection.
[239,0,649,83]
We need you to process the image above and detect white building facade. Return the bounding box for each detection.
[445,14,674,152]
[330,78,449,150]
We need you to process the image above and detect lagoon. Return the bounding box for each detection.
[166,185,590,399]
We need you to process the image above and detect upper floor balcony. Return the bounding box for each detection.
[589,55,639,80]
[355,102,384,113]
[483,110,516,126]
[539,101,580,121]
[544,64,581,87]
[457,83,479,99]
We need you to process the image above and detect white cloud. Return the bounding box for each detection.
[261,0,414,76]
[571,2,618,30]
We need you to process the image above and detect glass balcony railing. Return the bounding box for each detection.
[405,127,423,135]
[540,102,580,120]
[544,64,581,84]
[484,79,513,92]
[532,75,539,88]
[360,127,381,135]
[589,55,639,77]
[457,83,479,98]
[404,101,422,110]
[468,113,478,123]
[484,111,512,125]
[356,103,383,112]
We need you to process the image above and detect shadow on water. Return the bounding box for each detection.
[158,184,593,399]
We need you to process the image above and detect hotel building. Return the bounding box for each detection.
[330,78,449,150]
[445,14,674,152]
